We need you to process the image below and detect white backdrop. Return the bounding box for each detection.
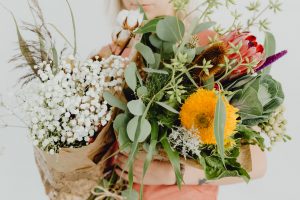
[0,0,299,200]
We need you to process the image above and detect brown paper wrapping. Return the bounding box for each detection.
[34,117,116,200]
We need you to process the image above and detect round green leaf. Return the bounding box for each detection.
[126,116,151,142]
[113,113,131,151]
[137,86,148,98]
[127,99,146,116]
[125,62,137,92]
[135,43,155,65]
[156,16,185,43]
[103,91,127,111]
[149,34,163,49]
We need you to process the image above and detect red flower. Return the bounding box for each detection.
[221,31,265,79]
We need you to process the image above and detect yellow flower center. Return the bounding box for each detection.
[180,89,239,144]
[196,113,211,129]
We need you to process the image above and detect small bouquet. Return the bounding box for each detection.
[6,1,129,199]
[101,0,290,196]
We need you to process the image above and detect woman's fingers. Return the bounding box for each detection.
[115,168,141,183]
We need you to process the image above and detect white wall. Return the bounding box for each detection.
[0,0,299,199]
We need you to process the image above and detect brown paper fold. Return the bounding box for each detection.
[34,116,116,200]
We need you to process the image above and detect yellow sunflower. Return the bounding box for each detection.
[179,89,239,145]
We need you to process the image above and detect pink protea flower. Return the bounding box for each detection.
[221,31,265,79]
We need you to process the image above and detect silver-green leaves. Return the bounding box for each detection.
[127,117,151,142]
[263,32,276,74]
[135,43,155,65]
[156,16,185,43]
[125,62,138,92]
[103,91,127,111]
[127,99,146,116]
[214,94,226,164]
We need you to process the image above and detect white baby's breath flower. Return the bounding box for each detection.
[168,127,201,159]
[24,55,128,154]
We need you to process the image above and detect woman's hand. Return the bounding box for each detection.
[115,152,176,185]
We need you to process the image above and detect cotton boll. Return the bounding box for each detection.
[117,10,129,26]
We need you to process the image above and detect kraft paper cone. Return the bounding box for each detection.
[34,115,116,200]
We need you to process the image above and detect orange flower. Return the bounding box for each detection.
[179,89,239,144]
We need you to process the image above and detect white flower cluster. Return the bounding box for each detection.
[168,127,201,159]
[24,55,128,154]
[112,9,144,46]
[253,105,290,150]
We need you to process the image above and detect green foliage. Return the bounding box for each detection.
[263,32,276,74]
[135,17,163,34]
[103,91,127,111]
[156,16,185,43]
[140,121,159,198]
[127,116,151,142]
[214,94,226,164]
[229,75,284,126]
[161,136,183,188]
[235,125,265,150]
[199,147,250,182]
[156,102,179,114]
[145,73,169,102]
[135,42,156,65]
[122,189,139,200]
[127,99,146,116]
[113,113,131,152]
[125,62,138,92]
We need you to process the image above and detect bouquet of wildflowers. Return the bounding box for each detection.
[100,0,290,196]
[5,0,130,199]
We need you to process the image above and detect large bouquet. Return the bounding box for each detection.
[4,0,290,199]
[4,1,129,199]
[100,0,290,197]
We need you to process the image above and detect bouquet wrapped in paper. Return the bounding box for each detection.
[8,1,129,199]
[101,1,290,197]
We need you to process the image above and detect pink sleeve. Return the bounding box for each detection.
[133,184,219,200]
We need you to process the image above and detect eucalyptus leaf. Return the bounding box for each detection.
[149,34,163,49]
[122,189,139,200]
[204,76,215,90]
[156,16,185,43]
[137,86,148,97]
[140,121,159,197]
[214,94,226,164]
[150,53,161,69]
[186,48,196,63]
[143,68,169,75]
[103,91,127,111]
[156,102,179,114]
[125,62,137,92]
[263,32,276,74]
[127,99,146,116]
[113,113,131,152]
[135,17,162,34]
[135,42,155,65]
[163,41,175,54]
[161,136,182,188]
[264,32,276,58]
[127,116,151,142]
